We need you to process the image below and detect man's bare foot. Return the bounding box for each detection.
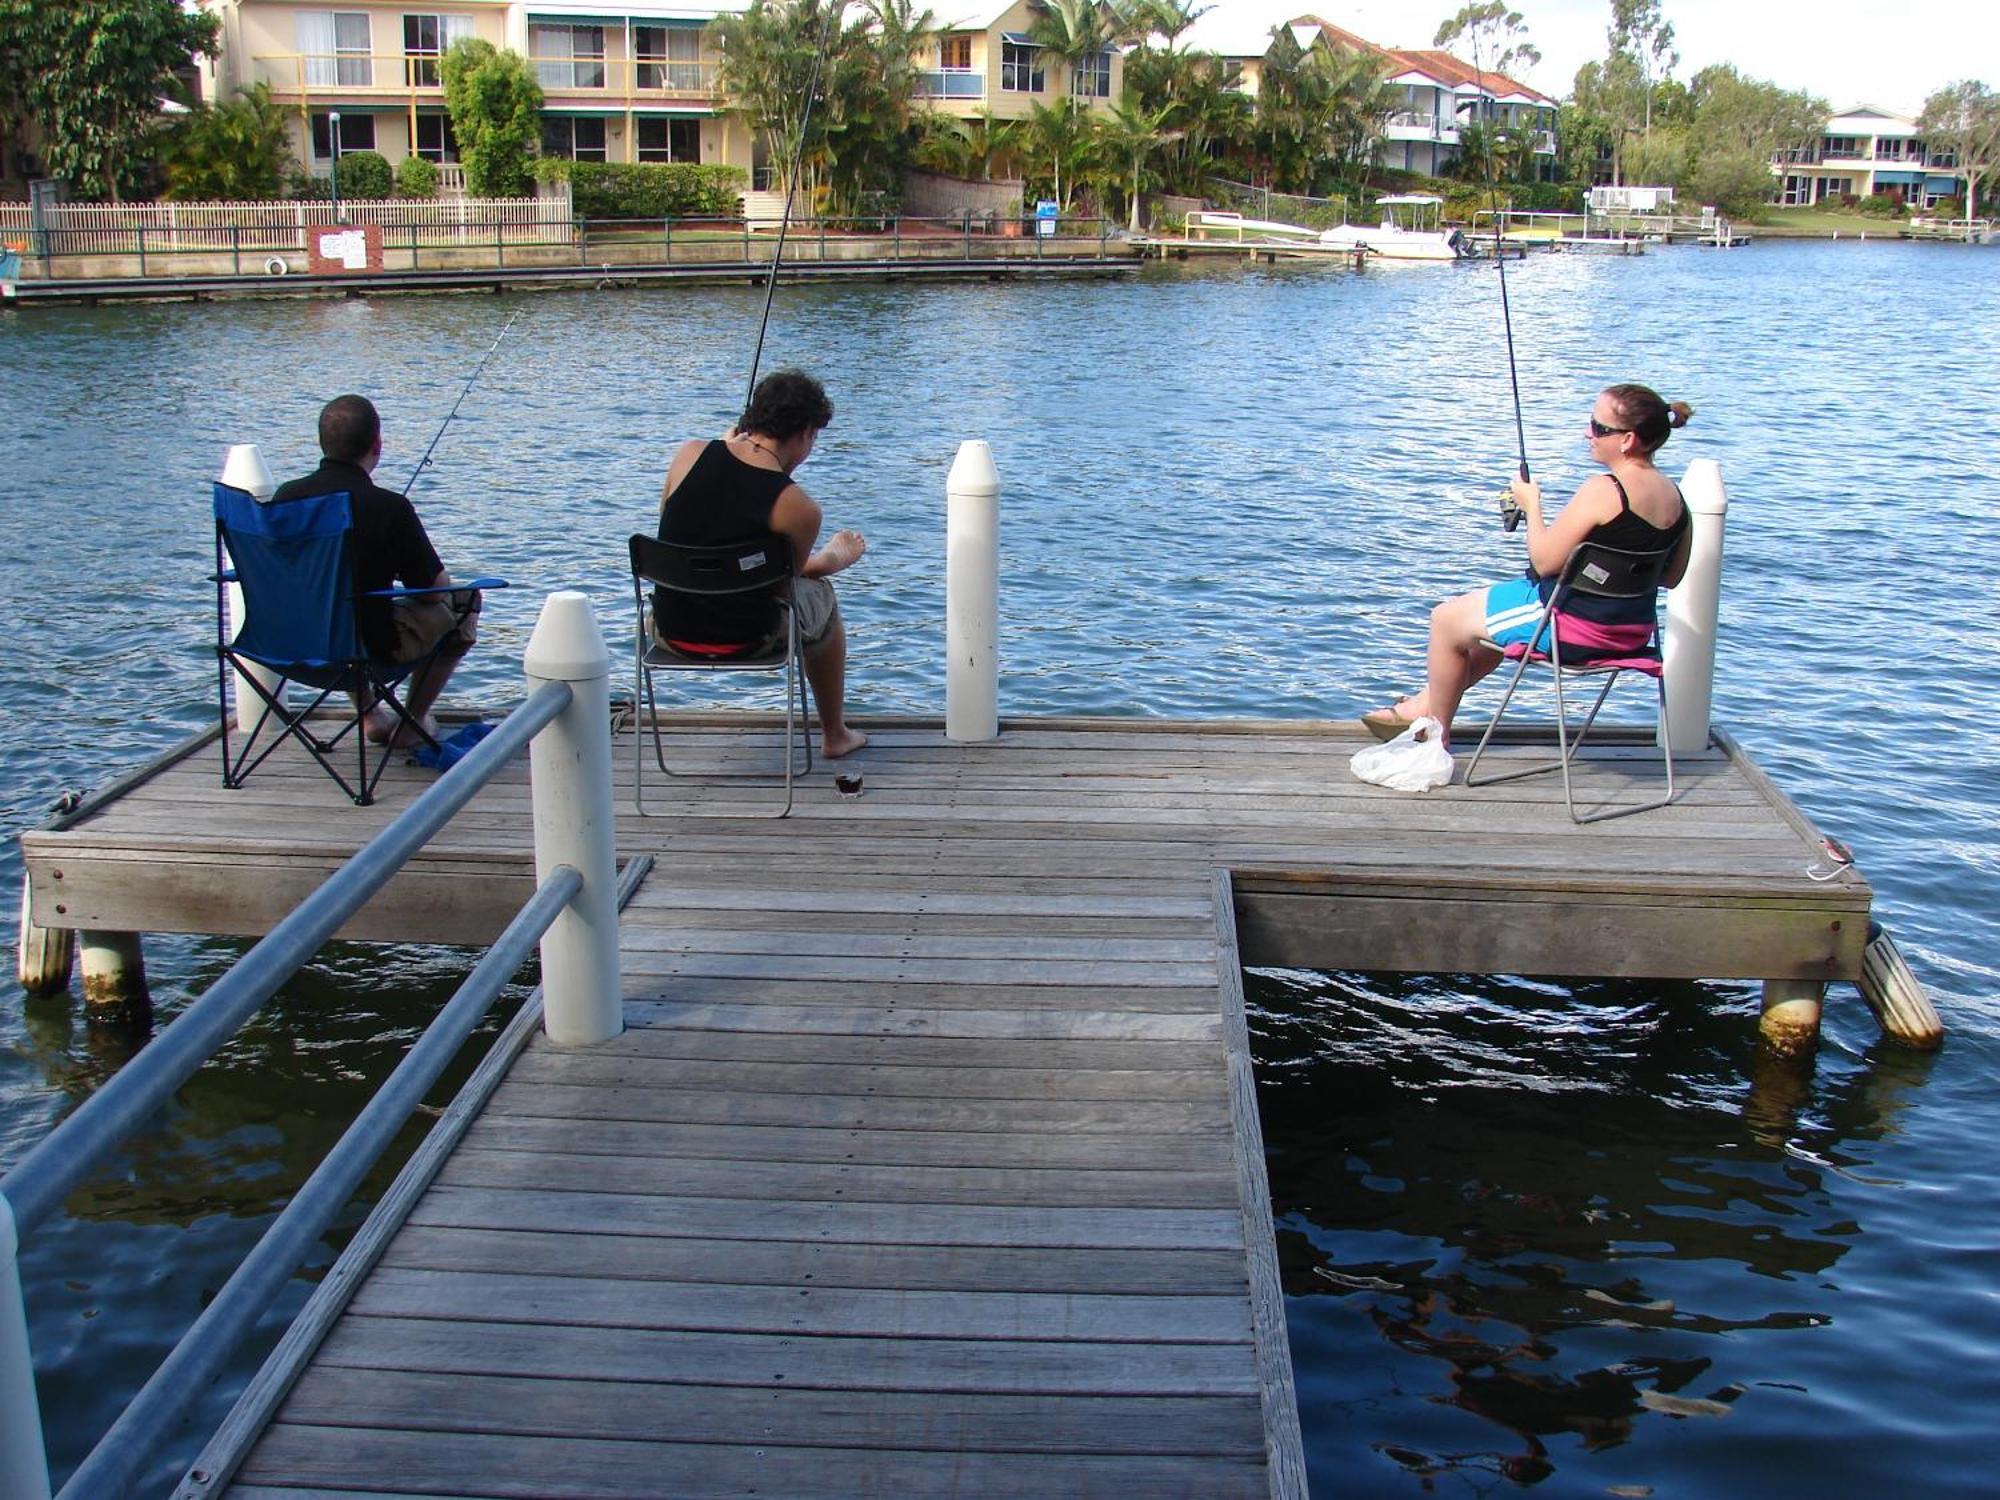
[362,704,399,744]
[822,725,868,759]
[814,530,866,575]
[387,713,440,750]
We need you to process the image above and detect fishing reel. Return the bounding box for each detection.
[1498,490,1524,532]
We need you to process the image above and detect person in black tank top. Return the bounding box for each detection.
[1361,383,1696,748]
[656,369,871,760]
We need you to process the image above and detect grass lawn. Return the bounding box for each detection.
[1753,205,1913,235]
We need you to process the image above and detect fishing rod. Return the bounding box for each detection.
[741,0,843,411]
[1472,41,1531,531]
[403,307,525,494]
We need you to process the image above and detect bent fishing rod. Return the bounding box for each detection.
[404,306,526,494]
[741,0,842,410]
[1473,42,1531,530]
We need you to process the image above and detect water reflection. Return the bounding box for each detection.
[1251,967,1961,1497]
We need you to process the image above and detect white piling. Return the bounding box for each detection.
[945,440,1000,743]
[218,444,281,736]
[16,872,72,996]
[1859,922,1944,1049]
[524,591,623,1047]
[1758,978,1824,1058]
[1664,457,1728,755]
[78,931,148,1009]
[0,1197,52,1500]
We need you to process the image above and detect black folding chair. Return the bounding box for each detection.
[214,482,504,806]
[628,533,811,818]
[1462,540,1679,823]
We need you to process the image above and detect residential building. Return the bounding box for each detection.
[201,0,750,181]
[1772,105,1966,208]
[1174,11,1558,180]
[921,1,1125,125]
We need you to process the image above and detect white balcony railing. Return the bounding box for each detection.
[255,52,718,98]
[918,67,985,100]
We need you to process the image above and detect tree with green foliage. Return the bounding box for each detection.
[440,38,543,197]
[1254,27,1395,196]
[158,82,294,201]
[1572,54,1644,183]
[333,148,392,199]
[913,108,1020,182]
[0,0,219,200]
[1433,4,1540,81]
[1099,97,1174,228]
[1675,64,1822,215]
[1555,100,1613,183]
[1123,44,1250,197]
[395,155,441,198]
[1019,97,1098,212]
[1609,0,1676,138]
[1918,80,2000,220]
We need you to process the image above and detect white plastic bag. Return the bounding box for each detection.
[1350,715,1454,792]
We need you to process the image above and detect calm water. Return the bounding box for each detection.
[2,241,1997,1494]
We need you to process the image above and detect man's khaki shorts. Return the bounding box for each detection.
[386,589,481,664]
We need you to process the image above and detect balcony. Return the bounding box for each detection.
[529,55,719,100]
[917,68,985,100]
[254,52,448,99]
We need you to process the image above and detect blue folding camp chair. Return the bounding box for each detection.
[213,481,505,806]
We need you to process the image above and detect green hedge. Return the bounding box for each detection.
[532,160,748,218]
[334,150,392,200]
[395,155,440,198]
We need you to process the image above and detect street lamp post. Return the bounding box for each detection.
[329,111,343,222]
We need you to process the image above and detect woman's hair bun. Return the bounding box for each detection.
[1666,401,1694,429]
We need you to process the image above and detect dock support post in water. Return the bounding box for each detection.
[78,930,149,1009]
[946,440,1000,742]
[15,872,72,996]
[218,443,282,737]
[1758,979,1824,1057]
[1858,922,1944,1049]
[524,591,623,1047]
[1664,458,1728,754]
[0,1198,52,1500]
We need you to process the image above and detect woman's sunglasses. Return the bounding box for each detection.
[1589,417,1633,438]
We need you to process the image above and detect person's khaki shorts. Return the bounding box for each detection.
[386,589,480,664]
[792,576,838,647]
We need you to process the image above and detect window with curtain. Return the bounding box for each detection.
[403,14,475,87]
[1000,40,1042,93]
[531,24,605,89]
[939,35,971,70]
[1070,49,1110,98]
[635,25,703,91]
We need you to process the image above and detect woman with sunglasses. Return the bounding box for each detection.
[1362,383,1695,744]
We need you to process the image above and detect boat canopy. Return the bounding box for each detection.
[1376,194,1445,206]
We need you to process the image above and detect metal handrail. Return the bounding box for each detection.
[58,863,583,1500]
[0,677,569,1234]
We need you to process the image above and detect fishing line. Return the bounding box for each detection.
[741,0,842,411]
[1472,39,1531,527]
[403,306,526,494]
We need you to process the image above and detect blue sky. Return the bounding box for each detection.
[1180,1,1995,116]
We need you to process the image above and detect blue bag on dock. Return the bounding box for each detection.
[411,720,494,772]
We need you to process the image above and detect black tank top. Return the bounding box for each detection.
[1538,473,1689,624]
[655,440,794,644]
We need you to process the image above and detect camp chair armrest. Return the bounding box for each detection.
[212,568,240,584]
[363,576,509,599]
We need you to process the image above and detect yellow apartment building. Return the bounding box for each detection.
[921,1,1124,124]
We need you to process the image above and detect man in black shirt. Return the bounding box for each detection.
[272,394,480,746]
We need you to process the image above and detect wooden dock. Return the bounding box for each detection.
[20,714,1870,1497]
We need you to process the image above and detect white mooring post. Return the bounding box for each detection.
[78,931,148,1009]
[16,871,73,996]
[1664,458,1728,755]
[524,591,623,1047]
[1,1197,53,1500]
[218,443,282,737]
[946,440,1000,742]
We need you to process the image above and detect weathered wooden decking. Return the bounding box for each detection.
[21,714,1869,1498]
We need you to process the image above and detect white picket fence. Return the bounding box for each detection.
[0,184,573,257]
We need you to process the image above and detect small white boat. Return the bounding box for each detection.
[1318,195,1467,261]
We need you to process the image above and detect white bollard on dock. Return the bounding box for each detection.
[218,443,282,737]
[524,591,623,1047]
[16,871,72,997]
[1859,921,1944,1050]
[945,440,1000,743]
[0,1198,52,1500]
[1663,458,1728,755]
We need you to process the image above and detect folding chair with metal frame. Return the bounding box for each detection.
[1462,539,1678,824]
[213,481,506,807]
[628,532,812,819]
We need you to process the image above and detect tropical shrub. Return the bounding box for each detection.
[394,155,441,198]
[333,149,392,199]
[441,38,543,197]
[531,160,747,218]
[159,81,294,200]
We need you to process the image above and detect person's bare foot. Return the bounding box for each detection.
[822,725,868,759]
[387,713,440,750]
[362,703,399,744]
[815,530,866,574]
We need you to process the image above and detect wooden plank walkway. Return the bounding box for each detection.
[23,715,1871,1497]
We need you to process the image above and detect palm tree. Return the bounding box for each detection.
[1021,97,1096,212]
[1100,97,1174,228]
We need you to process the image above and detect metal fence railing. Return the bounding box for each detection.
[0,590,628,1500]
[3,211,1118,280]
